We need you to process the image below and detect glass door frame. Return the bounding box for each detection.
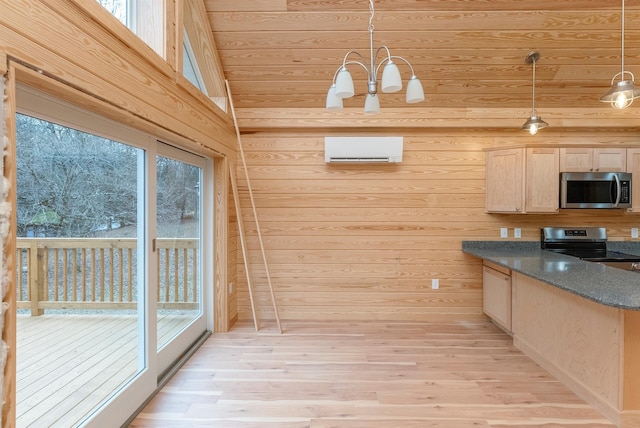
[16,85,157,427]
[83,142,156,428]
[155,142,212,374]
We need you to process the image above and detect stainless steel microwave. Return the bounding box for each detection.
[560,172,632,209]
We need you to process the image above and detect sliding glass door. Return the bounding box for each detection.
[155,144,207,372]
[15,86,211,427]
[15,111,151,427]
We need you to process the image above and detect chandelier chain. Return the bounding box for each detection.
[368,0,375,33]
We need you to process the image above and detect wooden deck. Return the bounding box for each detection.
[17,312,196,427]
[131,320,616,428]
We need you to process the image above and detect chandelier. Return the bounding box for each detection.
[600,0,640,109]
[325,0,425,113]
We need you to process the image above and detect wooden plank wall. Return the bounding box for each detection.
[234,128,640,322]
[0,0,235,154]
[228,175,239,324]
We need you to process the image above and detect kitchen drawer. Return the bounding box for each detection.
[483,263,512,333]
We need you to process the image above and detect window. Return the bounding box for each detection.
[94,0,165,57]
[95,0,129,27]
[183,31,208,95]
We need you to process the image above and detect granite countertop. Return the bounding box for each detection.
[462,241,640,310]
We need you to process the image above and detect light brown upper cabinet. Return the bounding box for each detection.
[626,148,640,213]
[559,148,626,172]
[486,148,523,213]
[486,147,559,213]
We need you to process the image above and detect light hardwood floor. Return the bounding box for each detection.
[130,320,615,427]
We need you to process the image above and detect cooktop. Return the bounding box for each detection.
[554,249,640,262]
[541,226,640,262]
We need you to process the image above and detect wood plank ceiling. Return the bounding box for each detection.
[204,0,640,114]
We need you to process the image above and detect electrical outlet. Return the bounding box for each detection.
[633,228,639,239]
[431,279,439,289]
[514,228,522,239]
[228,282,234,293]
[500,227,508,238]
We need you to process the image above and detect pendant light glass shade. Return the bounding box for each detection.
[600,75,640,109]
[601,0,639,108]
[326,84,343,110]
[364,93,380,113]
[334,67,355,98]
[406,76,425,103]
[521,115,548,135]
[381,61,402,93]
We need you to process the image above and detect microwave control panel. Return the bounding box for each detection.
[621,180,631,203]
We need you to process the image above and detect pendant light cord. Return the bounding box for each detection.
[531,57,536,115]
[621,0,625,77]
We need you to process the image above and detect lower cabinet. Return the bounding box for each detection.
[511,272,640,426]
[482,262,512,333]
[479,258,640,425]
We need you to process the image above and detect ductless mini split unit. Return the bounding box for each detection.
[324,136,403,163]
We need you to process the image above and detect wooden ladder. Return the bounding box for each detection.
[226,80,282,334]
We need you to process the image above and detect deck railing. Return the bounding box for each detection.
[16,237,199,316]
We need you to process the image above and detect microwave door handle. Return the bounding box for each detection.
[613,174,622,207]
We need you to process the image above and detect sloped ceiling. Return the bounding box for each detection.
[205,0,640,115]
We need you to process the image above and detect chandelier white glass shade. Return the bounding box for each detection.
[521,51,548,135]
[600,0,640,109]
[364,93,380,113]
[325,0,425,113]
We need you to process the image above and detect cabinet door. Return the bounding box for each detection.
[483,265,512,332]
[559,148,593,171]
[593,148,626,172]
[525,148,559,213]
[560,147,626,172]
[627,148,640,213]
[486,149,524,213]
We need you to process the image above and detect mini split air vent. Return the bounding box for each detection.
[324,137,403,163]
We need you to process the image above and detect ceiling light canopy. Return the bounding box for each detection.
[521,51,548,135]
[600,0,640,109]
[326,0,425,113]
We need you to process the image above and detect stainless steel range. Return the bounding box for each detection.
[541,227,640,271]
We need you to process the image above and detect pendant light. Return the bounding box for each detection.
[521,51,548,135]
[325,0,424,113]
[600,0,640,109]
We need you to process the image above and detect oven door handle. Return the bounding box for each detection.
[613,174,622,207]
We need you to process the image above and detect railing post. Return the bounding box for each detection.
[30,247,45,316]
